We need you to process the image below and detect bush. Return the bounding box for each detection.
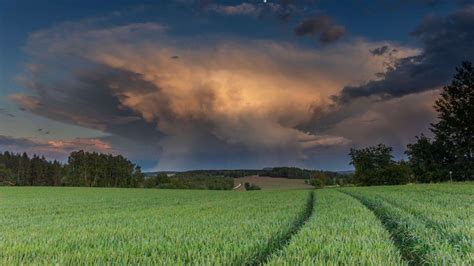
[244,182,261,191]
[379,162,412,185]
[308,178,325,188]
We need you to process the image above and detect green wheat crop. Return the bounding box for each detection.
[0,187,310,264]
[342,184,474,265]
[267,189,405,265]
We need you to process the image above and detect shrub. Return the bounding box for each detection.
[244,182,261,191]
[309,178,325,188]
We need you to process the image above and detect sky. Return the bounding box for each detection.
[0,0,473,171]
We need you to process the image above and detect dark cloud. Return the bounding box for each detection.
[335,5,474,103]
[208,1,295,22]
[210,3,260,16]
[370,45,390,56]
[204,0,316,24]
[294,15,346,44]
[17,66,166,146]
[12,42,165,165]
[275,0,297,22]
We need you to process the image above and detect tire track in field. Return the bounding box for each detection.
[245,190,315,265]
[339,190,417,265]
[369,194,469,250]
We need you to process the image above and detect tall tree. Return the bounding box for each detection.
[431,61,474,180]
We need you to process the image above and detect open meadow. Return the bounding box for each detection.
[0,183,472,265]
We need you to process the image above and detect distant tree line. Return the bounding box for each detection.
[144,173,234,190]
[168,167,349,189]
[0,150,143,187]
[259,167,342,180]
[347,61,473,186]
[168,168,346,183]
[1,151,350,190]
[172,170,261,178]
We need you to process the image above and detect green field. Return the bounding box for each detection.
[1,183,472,264]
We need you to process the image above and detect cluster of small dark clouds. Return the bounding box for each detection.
[294,15,346,44]
[196,0,346,45]
[334,5,474,103]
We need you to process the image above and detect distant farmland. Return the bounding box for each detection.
[0,183,472,264]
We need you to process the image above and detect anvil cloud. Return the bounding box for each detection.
[6,3,468,170]
[10,19,411,170]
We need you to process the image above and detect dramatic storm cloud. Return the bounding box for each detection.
[4,1,466,170]
[10,17,406,170]
[335,5,474,103]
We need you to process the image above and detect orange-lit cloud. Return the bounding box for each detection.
[0,135,114,160]
[11,20,429,170]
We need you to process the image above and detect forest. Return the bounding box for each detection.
[0,150,144,187]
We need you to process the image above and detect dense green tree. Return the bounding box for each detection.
[406,135,448,182]
[350,144,410,186]
[406,61,473,182]
[431,61,474,180]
